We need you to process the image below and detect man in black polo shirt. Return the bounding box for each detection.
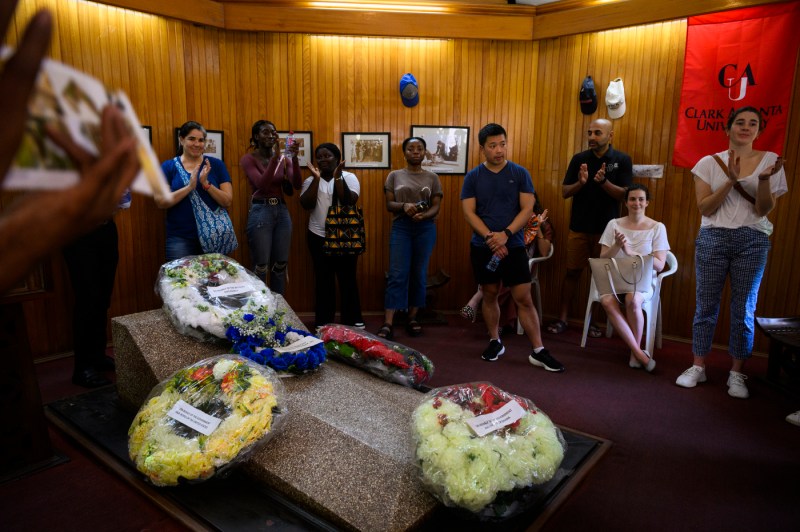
[547,118,633,335]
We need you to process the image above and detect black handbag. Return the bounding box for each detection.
[322,188,365,256]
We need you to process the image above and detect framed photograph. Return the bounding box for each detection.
[277,131,313,167]
[174,128,224,162]
[410,125,470,174]
[341,132,391,169]
[141,125,152,145]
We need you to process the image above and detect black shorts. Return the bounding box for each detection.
[470,245,531,287]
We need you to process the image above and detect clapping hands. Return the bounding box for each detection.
[759,156,784,181]
[614,229,634,255]
[728,149,784,182]
[537,208,549,227]
[594,163,607,183]
[196,159,211,189]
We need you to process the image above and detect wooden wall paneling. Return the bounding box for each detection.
[758,47,800,331]
[772,52,800,316]
[636,26,654,155]
[220,26,241,272]
[531,0,784,40]
[8,0,800,358]
[497,41,511,137]
[166,18,188,131]
[534,36,564,320]
[659,21,690,341]
[182,25,199,124]
[62,0,83,69]
[550,38,569,168]
[517,41,533,167]
[96,0,224,28]
[536,36,575,319]
[222,6,534,41]
[445,38,464,295]
[377,39,394,309]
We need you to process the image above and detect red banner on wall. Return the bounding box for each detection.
[672,3,800,168]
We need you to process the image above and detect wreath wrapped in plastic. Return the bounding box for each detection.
[156,254,277,341]
[128,355,287,486]
[318,324,434,389]
[225,309,326,375]
[411,382,565,518]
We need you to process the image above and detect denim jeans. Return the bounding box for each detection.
[246,203,292,295]
[385,217,437,310]
[165,234,203,262]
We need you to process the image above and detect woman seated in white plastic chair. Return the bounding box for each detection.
[598,184,669,372]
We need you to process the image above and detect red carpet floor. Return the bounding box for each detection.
[4,313,800,531]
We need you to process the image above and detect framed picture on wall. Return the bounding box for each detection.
[140,125,152,145]
[277,131,313,167]
[174,128,224,162]
[410,125,470,175]
[341,132,391,169]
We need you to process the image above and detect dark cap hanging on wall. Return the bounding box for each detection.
[579,75,598,115]
[400,73,419,107]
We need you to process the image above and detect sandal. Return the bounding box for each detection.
[377,322,394,340]
[547,320,568,334]
[406,319,422,337]
[588,325,603,338]
[459,305,476,322]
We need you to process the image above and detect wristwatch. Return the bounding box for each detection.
[503,228,513,238]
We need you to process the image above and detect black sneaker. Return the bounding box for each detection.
[529,348,565,372]
[481,339,505,362]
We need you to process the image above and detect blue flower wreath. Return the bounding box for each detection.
[226,315,326,375]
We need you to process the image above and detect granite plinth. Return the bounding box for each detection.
[112,302,439,532]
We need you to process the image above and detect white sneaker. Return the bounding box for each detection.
[726,371,749,399]
[676,365,706,388]
[786,411,800,427]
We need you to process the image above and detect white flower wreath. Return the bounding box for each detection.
[156,254,277,340]
[412,382,565,515]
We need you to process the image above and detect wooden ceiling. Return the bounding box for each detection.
[97,0,784,40]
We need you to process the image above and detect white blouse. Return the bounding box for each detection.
[301,171,361,237]
[692,151,788,236]
[599,218,670,258]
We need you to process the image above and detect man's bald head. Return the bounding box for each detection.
[587,119,614,156]
[590,118,613,134]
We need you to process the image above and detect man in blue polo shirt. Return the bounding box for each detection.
[461,123,564,372]
[547,118,633,335]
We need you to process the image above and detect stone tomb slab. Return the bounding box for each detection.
[112,305,438,531]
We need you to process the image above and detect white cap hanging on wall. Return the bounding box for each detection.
[400,73,419,107]
[606,78,626,119]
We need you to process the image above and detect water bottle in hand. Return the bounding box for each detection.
[486,253,502,272]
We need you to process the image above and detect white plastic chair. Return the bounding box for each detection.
[517,243,555,335]
[580,251,678,354]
